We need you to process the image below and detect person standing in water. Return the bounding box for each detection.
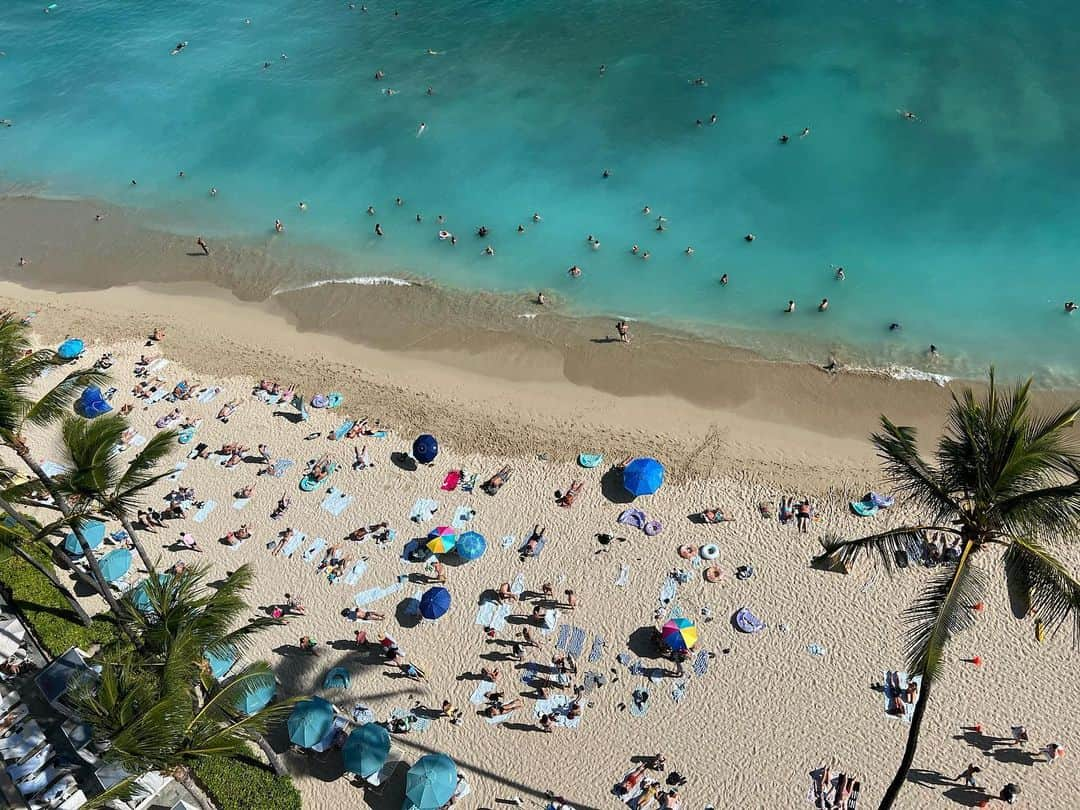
[536,292,546,305]
[818,298,829,312]
[274,219,284,233]
[785,300,796,313]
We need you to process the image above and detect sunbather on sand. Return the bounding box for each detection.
[349,522,388,543]
[615,764,649,795]
[317,545,344,571]
[271,494,291,520]
[480,666,500,682]
[480,698,523,717]
[496,582,516,601]
[155,408,181,429]
[308,455,331,481]
[701,507,732,523]
[834,773,855,807]
[223,448,246,468]
[236,484,255,499]
[522,524,546,557]
[271,528,293,556]
[354,610,385,621]
[353,445,373,469]
[217,400,241,422]
[557,480,583,507]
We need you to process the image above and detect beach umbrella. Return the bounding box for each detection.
[419,587,451,620]
[456,531,486,561]
[234,673,277,715]
[412,434,439,464]
[661,617,698,651]
[623,457,665,497]
[62,519,105,555]
[323,667,350,689]
[128,573,170,613]
[97,548,132,582]
[426,526,456,554]
[342,723,390,778]
[405,754,457,810]
[56,338,84,360]
[287,697,334,748]
[204,645,238,680]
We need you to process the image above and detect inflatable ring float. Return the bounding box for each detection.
[704,565,723,583]
[677,544,697,559]
[699,543,720,560]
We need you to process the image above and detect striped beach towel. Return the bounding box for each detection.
[692,649,709,677]
[588,635,605,662]
[566,626,586,657]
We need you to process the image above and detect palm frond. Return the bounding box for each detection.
[23,367,109,429]
[903,544,987,679]
[872,418,959,522]
[993,481,1080,543]
[819,527,946,575]
[1003,537,1080,646]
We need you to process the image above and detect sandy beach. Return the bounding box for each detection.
[3,273,1078,810]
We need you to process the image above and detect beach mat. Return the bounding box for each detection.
[192,500,217,524]
[451,505,474,529]
[280,532,306,558]
[303,537,326,563]
[343,560,368,586]
[354,581,403,607]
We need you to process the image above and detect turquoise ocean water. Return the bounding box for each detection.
[3,0,1080,382]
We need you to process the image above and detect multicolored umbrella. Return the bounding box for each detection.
[342,723,390,778]
[623,457,665,497]
[426,526,456,554]
[419,587,451,620]
[98,548,132,582]
[661,617,698,651]
[287,697,334,748]
[405,754,457,810]
[456,531,486,561]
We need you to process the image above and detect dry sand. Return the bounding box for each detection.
[3,281,1078,810]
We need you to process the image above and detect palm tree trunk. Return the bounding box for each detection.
[13,448,132,623]
[174,768,216,810]
[254,734,287,777]
[119,514,155,574]
[877,677,932,810]
[0,495,93,626]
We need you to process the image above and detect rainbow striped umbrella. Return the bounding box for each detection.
[661,617,698,651]
[426,526,456,554]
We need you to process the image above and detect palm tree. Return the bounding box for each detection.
[818,373,1080,810]
[57,414,178,574]
[70,564,294,807]
[0,316,120,610]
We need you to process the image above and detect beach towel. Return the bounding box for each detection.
[280,532,306,558]
[303,537,327,562]
[807,642,827,657]
[643,520,663,536]
[734,607,766,634]
[868,491,894,509]
[578,453,603,468]
[451,505,474,529]
[555,624,571,651]
[147,388,169,404]
[588,635,605,662]
[628,690,650,718]
[440,470,461,491]
[226,537,246,550]
[883,671,922,723]
[270,459,295,478]
[300,463,336,492]
[467,681,497,707]
[500,534,516,550]
[540,609,561,636]
[41,461,67,478]
[691,649,709,677]
[475,602,498,627]
[168,461,188,481]
[618,508,647,529]
[566,626,586,656]
[534,694,581,728]
[196,386,220,404]
[333,420,355,440]
[321,490,353,517]
[147,358,169,373]
[343,560,368,586]
[484,711,515,725]
[659,576,678,604]
[671,680,689,703]
[521,536,547,557]
[460,473,477,493]
[510,573,526,596]
[409,498,438,522]
[354,580,403,606]
[192,500,217,524]
[850,499,879,517]
[614,564,630,587]
[232,498,249,511]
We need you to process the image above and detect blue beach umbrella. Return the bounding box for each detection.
[405,754,458,810]
[235,673,277,715]
[56,338,84,360]
[287,697,334,748]
[623,457,665,497]
[204,645,239,680]
[63,520,106,555]
[97,548,132,582]
[456,531,486,561]
[412,434,439,464]
[419,587,451,620]
[128,573,170,613]
[323,667,350,689]
[342,723,390,778]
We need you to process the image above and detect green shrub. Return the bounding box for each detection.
[193,756,302,810]
[0,545,118,656]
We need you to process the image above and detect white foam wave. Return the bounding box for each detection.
[516,313,539,319]
[272,276,413,295]
[845,363,952,387]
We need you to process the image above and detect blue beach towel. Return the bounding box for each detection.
[692,649,709,677]
[588,635,605,662]
[555,624,571,651]
[354,581,403,607]
[193,501,217,523]
[566,626,586,657]
[343,560,368,586]
[280,532,306,558]
[270,459,295,478]
[333,420,355,440]
[325,493,353,517]
[303,537,326,562]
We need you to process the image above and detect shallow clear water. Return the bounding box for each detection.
[3,0,1080,382]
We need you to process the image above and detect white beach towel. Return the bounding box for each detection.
[197,386,221,404]
[232,498,249,511]
[451,505,474,529]
[281,532,306,558]
[469,681,496,705]
[510,573,526,596]
[501,534,516,550]
[343,560,368,586]
[409,498,438,522]
[303,537,326,563]
[354,580,403,607]
[484,712,515,725]
[540,609,560,635]
[474,601,497,627]
[883,670,921,724]
[168,461,188,481]
[192,501,217,524]
[615,564,630,587]
[147,358,169,373]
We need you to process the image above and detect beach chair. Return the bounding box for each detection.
[17,764,69,797]
[0,721,46,761]
[364,747,406,793]
[6,743,53,782]
[28,774,77,810]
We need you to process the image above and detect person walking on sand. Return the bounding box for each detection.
[955,763,981,788]
[616,320,630,343]
[196,236,209,256]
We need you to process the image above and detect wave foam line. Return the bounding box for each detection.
[272,276,414,295]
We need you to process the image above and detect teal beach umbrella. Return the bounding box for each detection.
[204,645,238,680]
[323,667,350,689]
[405,754,457,809]
[288,697,334,748]
[235,673,277,715]
[63,520,105,555]
[456,531,486,561]
[342,723,390,778]
[97,548,132,582]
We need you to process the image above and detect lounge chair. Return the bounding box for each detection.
[6,744,53,781]
[17,764,69,797]
[481,465,512,496]
[28,774,77,810]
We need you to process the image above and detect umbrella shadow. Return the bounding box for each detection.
[600,467,634,505]
[626,626,663,659]
[395,598,422,629]
[391,452,418,472]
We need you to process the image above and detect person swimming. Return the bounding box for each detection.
[720,273,729,285]
[835,266,845,280]
[533,212,542,222]
[483,245,495,255]
[785,300,796,313]
[367,205,376,216]
[416,122,426,137]
[642,205,651,215]
[568,265,582,277]
[375,223,383,236]
[395,197,404,206]
[744,233,755,242]
[171,41,188,55]
[517,225,526,233]
[685,246,694,256]
[778,134,790,143]
[602,169,611,178]
[274,219,284,233]
[929,344,939,356]
[898,109,918,120]
[889,322,902,331]
[426,86,434,95]
[631,245,640,255]
[800,127,810,137]
[374,70,385,80]
[416,213,423,222]
[599,64,606,75]
[209,187,218,196]
[709,113,718,124]
[819,298,829,312]
[477,225,488,237]
[536,291,546,305]
[1066,301,1078,313]
[298,201,307,210]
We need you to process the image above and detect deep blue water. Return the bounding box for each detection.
[3,0,1080,381]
